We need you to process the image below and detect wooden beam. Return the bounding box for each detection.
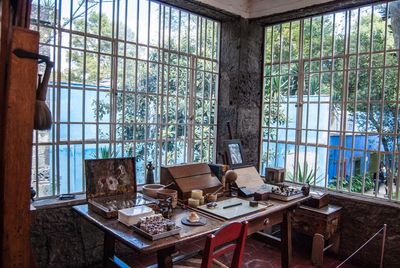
[281,210,292,268]
[1,26,38,267]
[0,0,12,266]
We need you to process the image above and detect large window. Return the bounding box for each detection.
[30,0,220,198]
[261,1,400,201]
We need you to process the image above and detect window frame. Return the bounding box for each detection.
[260,0,400,202]
[30,0,220,198]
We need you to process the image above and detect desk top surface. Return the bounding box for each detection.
[298,204,342,215]
[73,195,309,253]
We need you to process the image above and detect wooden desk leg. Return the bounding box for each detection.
[281,210,292,268]
[103,233,116,267]
[330,232,340,255]
[311,233,324,267]
[157,246,176,268]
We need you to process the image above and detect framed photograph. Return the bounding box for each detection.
[85,157,136,198]
[224,139,246,168]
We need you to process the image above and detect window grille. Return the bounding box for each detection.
[261,1,400,201]
[30,0,220,198]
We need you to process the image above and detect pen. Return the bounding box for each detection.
[222,203,242,209]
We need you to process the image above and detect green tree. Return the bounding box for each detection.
[347,5,400,154]
[64,4,217,165]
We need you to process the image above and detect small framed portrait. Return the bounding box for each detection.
[224,139,245,168]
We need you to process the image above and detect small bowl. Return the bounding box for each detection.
[142,184,164,198]
[206,193,217,203]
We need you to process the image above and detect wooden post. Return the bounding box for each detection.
[157,246,176,268]
[103,233,116,267]
[1,27,39,267]
[281,210,292,268]
[311,233,325,267]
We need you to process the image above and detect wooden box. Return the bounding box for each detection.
[265,167,285,183]
[160,163,222,201]
[292,204,342,240]
[304,193,330,209]
[85,157,155,218]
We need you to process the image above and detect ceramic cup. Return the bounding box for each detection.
[206,193,217,203]
[157,189,178,208]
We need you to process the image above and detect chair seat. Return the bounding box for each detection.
[174,221,248,268]
[174,257,228,268]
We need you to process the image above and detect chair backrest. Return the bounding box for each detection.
[201,221,248,268]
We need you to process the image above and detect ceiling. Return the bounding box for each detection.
[197,0,335,18]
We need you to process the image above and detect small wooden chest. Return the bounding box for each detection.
[304,193,330,209]
[160,163,222,201]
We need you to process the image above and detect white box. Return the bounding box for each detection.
[118,205,154,226]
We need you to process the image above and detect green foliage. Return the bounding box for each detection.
[263,5,400,175]
[53,2,218,165]
[287,161,323,185]
[91,146,118,159]
[328,174,374,193]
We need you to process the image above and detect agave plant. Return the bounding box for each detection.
[91,146,118,159]
[288,161,323,185]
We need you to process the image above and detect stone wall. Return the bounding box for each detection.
[329,194,400,268]
[31,206,104,267]
[216,18,264,167]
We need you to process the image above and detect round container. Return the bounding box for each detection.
[206,193,217,203]
[142,184,164,198]
[188,198,200,208]
[191,189,203,199]
[157,188,178,208]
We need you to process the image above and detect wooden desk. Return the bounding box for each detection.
[73,196,309,268]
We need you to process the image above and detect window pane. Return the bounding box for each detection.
[261,1,400,202]
[31,0,220,198]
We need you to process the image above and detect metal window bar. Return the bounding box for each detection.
[338,10,349,191]
[360,6,374,196]
[261,1,400,201]
[31,0,220,198]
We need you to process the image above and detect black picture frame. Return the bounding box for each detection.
[224,139,246,169]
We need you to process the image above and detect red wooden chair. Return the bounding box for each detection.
[175,221,248,268]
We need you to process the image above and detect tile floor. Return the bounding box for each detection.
[115,234,357,268]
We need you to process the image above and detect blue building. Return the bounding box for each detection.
[328,134,384,184]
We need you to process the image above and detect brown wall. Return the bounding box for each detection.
[329,193,400,268]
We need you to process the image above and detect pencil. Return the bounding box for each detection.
[222,203,242,209]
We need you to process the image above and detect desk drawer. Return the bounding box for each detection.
[247,212,283,235]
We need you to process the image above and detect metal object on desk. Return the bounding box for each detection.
[146,161,155,184]
[157,196,173,219]
[269,184,304,201]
